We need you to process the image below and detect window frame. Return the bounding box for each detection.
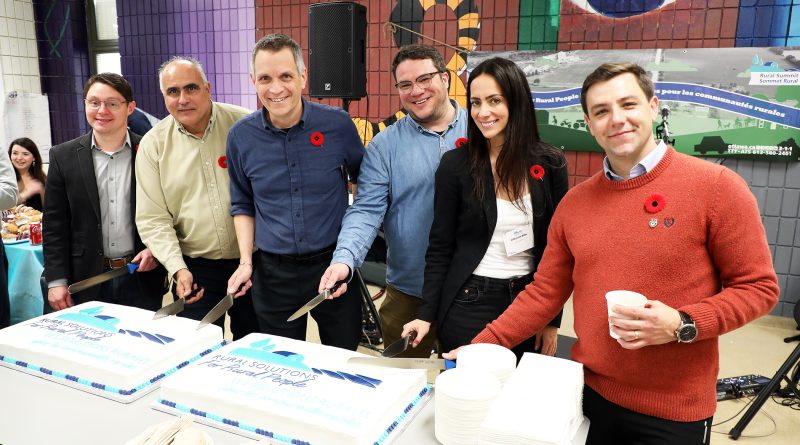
[86,0,120,74]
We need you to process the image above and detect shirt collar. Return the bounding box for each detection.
[603,140,667,181]
[91,131,132,154]
[261,98,307,133]
[409,99,463,135]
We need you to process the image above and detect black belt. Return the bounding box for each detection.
[103,255,134,269]
[468,273,533,290]
[260,244,336,265]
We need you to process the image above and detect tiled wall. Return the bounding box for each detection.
[557,0,740,49]
[727,159,800,317]
[32,0,91,144]
[117,0,257,119]
[0,0,40,95]
[736,0,800,46]
[0,0,40,148]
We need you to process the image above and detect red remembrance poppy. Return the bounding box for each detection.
[218,155,227,168]
[644,193,666,213]
[455,137,468,148]
[529,164,544,181]
[134,144,139,152]
[310,132,324,146]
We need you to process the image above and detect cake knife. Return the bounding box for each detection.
[381,331,417,358]
[153,286,203,319]
[286,280,345,322]
[347,356,456,371]
[196,293,234,330]
[67,263,138,294]
[153,297,185,319]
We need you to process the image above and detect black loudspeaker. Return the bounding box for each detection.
[308,2,367,99]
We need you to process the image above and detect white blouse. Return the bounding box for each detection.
[472,194,534,279]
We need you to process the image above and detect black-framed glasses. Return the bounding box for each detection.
[395,71,445,93]
[85,98,128,111]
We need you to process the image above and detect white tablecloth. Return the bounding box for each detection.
[0,363,589,445]
[0,365,435,445]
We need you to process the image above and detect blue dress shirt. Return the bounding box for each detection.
[227,99,365,255]
[603,140,668,181]
[332,101,468,298]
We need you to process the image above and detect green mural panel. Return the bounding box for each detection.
[518,0,559,50]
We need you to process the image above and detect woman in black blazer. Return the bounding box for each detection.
[403,57,569,359]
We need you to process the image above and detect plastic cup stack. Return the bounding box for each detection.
[435,368,501,445]
[456,343,517,386]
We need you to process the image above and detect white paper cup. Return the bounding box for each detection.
[605,290,647,339]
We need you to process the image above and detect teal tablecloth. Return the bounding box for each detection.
[4,241,44,324]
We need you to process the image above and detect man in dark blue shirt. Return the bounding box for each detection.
[226,34,365,350]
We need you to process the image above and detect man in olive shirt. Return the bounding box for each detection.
[135,56,259,339]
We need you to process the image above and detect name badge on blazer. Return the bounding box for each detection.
[503,225,533,256]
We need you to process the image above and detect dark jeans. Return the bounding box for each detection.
[583,385,712,445]
[438,273,538,361]
[171,256,259,340]
[251,248,361,351]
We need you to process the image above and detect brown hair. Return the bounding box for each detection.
[83,72,134,102]
[580,62,654,114]
[391,44,447,80]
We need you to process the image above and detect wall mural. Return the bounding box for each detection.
[352,0,480,145]
[568,0,677,18]
[468,48,800,161]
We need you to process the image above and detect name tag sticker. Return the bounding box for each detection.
[503,225,533,256]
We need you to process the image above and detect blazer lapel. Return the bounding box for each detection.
[77,132,102,222]
[529,170,546,220]
[481,162,498,234]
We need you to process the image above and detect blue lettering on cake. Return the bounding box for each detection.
[229,338,311,371]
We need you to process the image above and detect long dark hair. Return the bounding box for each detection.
[8,137,47,183]
[466,57,562,207]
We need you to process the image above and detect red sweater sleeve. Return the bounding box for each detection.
[679,167,779,340]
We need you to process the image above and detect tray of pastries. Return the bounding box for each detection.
[2,205,42,243]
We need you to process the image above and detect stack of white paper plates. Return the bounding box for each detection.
[478,353,587,445]
[435,368,501,445]
[457,343,517,386]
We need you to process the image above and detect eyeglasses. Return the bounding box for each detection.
[85,99,128,111]
[395,71,445,93]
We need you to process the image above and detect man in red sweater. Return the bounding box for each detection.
[447,63,779,444]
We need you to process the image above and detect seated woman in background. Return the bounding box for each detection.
[403,57,569,360]
[8,137,46,210]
